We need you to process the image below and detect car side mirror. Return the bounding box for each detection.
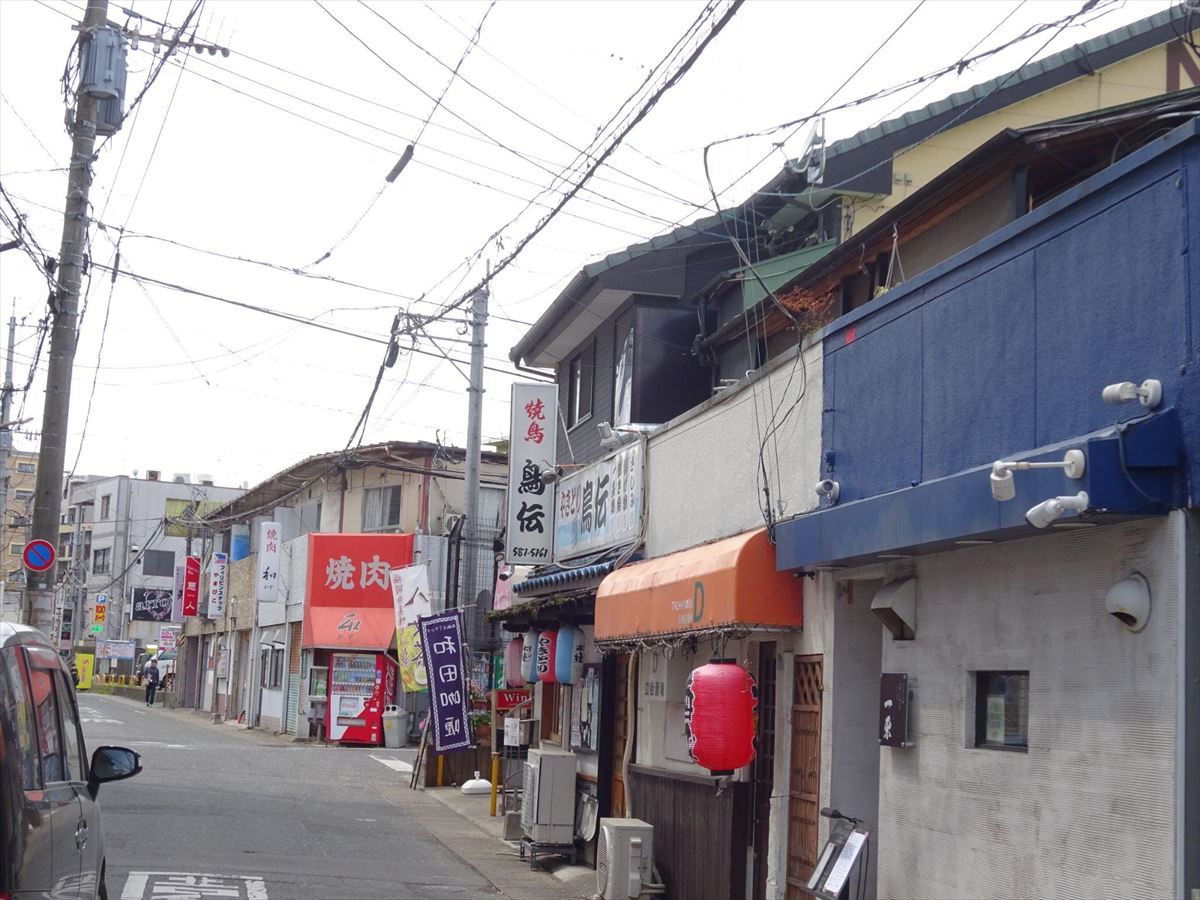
[88,746,142,797]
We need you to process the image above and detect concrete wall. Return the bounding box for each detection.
[876,517,1179,900]
[645,341,823,557]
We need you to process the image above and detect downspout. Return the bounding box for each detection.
[421,452,433,532]
[337,468,348,532]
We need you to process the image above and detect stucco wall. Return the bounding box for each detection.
[876,516,1179,900]
[645,341,823,557]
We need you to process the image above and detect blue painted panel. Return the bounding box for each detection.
[1032,172,1189,447]
[830,311,923,501]
[921,254,1037,479]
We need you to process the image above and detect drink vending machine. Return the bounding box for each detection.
[327,651,396,744]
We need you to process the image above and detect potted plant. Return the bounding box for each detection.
[470,711,492,745]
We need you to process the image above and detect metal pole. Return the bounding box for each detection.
[27,0,110,628]
[460,266,488,650]
[0,315,14,621]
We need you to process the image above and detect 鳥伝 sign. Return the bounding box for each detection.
[506,383,558,565]
[256,521,281,604]
[417,611,473,752]
[554,441,643,562]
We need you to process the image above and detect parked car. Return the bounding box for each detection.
[1,622,142,899]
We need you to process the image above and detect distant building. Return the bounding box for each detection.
[0,448,38,622]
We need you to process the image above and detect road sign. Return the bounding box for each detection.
[22,539,56,572]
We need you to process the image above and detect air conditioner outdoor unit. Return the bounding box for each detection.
[520,747,575,844]
[596,818,654,900]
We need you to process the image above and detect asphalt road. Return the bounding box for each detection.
[77,692,500,900]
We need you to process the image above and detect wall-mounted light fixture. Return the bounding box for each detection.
[1025,491,1089,528]
[990,450,1085,501]
[814,479,841,504]
[1105,572,1150,632]
[1101,378,1161,409]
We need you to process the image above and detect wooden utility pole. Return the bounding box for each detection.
[26,0,110,627]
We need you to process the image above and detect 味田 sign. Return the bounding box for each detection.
[506,383,558,565]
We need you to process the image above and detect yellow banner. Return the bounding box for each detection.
[396,625,427,693]
[76,653,94,690]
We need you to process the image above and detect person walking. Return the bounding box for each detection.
[144,657,161,707]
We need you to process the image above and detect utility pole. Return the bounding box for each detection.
[26,0,110,628]
[459,267,489,651]
[0,315,14,621]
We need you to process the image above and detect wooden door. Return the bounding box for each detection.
[610,653,631,817]
[786,655,823,899]
[752,643,777,900]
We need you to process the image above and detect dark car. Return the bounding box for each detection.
[1,622,142,899]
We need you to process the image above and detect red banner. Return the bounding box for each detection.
[303,533,414,649]
[495,688,532,711]
[183,556,201,617]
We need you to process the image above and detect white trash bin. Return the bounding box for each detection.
[382,705,402,749]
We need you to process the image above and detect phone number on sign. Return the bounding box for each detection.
[509,547,549,560]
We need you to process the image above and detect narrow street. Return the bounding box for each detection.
[78,692,520,900]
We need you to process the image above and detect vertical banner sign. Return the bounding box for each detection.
[390,563,433,628]
[257,521,281,603]
[171,563,185,621]
[506,383,558,565]
[183,556,202,617]
[417,611,473,752]
[93,594,107,625]
[207,552,229,618]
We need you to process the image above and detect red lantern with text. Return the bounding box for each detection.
[536,629,558,683]
[683,659,758,775]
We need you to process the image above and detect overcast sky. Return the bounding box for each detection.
[0,0,1173,490]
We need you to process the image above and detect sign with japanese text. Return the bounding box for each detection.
[207,552,228,618]
[303,533,414,650]
[182,556,202,617]
[396,624,427,693]
[390,562,433,629]
[554,441,642,562]
[93,594,107,625]
[158,626,180,652]
[95,639,135,660]
[506,383,558,565]
[256,521,281,604]
[172,563,185,620]
[417,610,472,752]
[130,587,174,622]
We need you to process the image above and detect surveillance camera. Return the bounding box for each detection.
[1101,378,1161,408]
[814,479,840,503]
[1025,491,1089,529]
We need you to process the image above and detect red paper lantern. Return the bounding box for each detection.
[683,659,758,775]
[536,629,558,683]
[505,637,525,687]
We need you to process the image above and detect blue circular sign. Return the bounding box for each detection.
[23,539,56,573]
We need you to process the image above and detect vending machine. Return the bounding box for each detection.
[327,652,396,744]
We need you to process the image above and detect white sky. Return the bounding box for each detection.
[0,0,1174,489]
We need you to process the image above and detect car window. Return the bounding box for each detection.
[1,648,42,789]
[56,671,85,782]
[28,666,65,783]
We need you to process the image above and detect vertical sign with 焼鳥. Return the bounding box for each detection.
[417,610,472,752]
[257,521,281,604]
[506,383,558,565]
[207,552,228,618]
[182,556,202,617]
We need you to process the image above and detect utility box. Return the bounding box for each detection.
[81,27,127,99]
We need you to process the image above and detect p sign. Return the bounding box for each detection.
[23,540,56,573]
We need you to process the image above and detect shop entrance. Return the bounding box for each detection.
[785,654,823,898]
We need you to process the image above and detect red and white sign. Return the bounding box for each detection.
[158,626,180,651]
[495,688,532,711]
[256,521,281,604]
[506,383,558,565]
[182,556,202,617]
[22,539,56,573]
[302,533,414,650]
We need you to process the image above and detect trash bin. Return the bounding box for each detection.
[382,705,402,749]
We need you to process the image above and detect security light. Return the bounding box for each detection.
[990,450,1085,502]
[1024,491,1089,529]
[1101,378,1161,408]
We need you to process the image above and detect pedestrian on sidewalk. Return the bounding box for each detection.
[144,658,161,707]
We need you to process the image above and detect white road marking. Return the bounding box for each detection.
[369,754,413,774]
[78,706,123,725]
[121,871,267,899]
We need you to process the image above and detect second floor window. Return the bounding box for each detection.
[362,485,402,532]
[613,312,634,427]
[14,490,32,503]
[100,495,111,519]
[566,341,594,429]
[92,547,111,575]
[16,462,35,474]
[142,549,175,577]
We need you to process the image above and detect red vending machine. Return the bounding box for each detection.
[327,651,396,744]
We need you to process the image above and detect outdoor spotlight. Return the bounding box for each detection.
[539,467,559,486]
[814,479,840,504]
[1025,491,1089,529]
[990,450,1085,502]
[1101,378,1162,408]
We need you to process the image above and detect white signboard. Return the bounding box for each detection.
[256,521,281,604]
[391,562,433,628]
[171,563,185,621]
[158,626,180,652]
[207,552,228,618]
[554,441,643,562]
[506,383,558,565]
[95,639,135,661]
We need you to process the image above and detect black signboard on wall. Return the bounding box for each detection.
[879,673,910,747]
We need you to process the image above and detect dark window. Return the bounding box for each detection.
[362,486,402,532]
[566,341,595,429]
[260,649,271,688]
[16,462,35,474]
[56,671,85,782]
[93,547,111,575]
[28,665,64,782]
[974,671,1029,751]
[613,313,635,427]
[0,647,41,788]
[270,648,285,689]
[14,490,32,502]
[100,495,111,519]
[143,549,175,577]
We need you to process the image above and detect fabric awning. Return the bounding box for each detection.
[301,607,395,652]
[595,527,802,644]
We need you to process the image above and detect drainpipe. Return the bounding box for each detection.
[338,469,348,532]
[420,452,433,532]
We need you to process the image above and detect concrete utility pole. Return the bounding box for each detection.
[459,270,489,647]
[1,315,15,620]
[26,0,109,628]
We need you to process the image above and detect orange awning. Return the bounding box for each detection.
[595,528,802,643]
[302,607,396,651]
